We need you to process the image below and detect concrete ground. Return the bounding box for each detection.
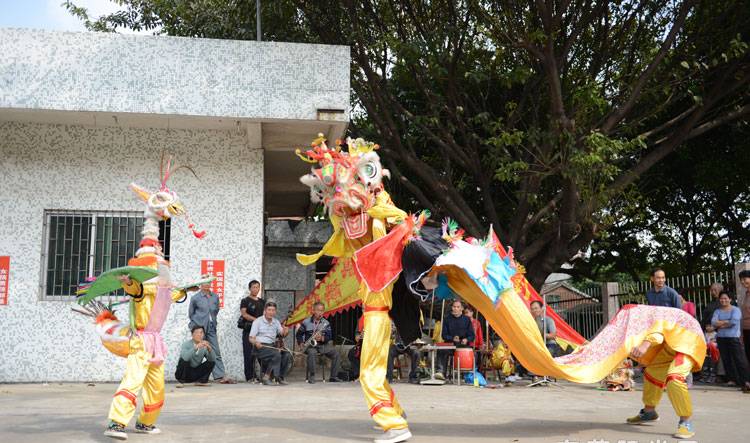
[0,379,742,443]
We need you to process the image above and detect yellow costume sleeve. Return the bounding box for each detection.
[122,280,143,297]
[644,332,665,346]
[171,289,187,302]
[296,213,349,265]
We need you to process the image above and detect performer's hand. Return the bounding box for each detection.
[461,338,468,345]
[453,336,460,342]
[630,340,651,358]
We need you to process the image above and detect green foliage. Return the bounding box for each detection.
[64,0,750,287]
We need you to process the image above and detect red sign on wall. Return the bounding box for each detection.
[200,259,225,308]
[0,256,9,306]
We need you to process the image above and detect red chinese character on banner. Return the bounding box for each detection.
[0,257,9,306]
[201,259,225,308]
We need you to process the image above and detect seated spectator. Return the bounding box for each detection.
[175,325,215,385]
[387,322,422,384]
[296,302,342,383]
[711,291,750,392]
[248,301,291,386]
[530,300,561,357]
[436,300,474,380]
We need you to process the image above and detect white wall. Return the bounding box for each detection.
[0,121,263,382]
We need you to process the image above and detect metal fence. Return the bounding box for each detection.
[547,296,604,340]
[611,269,735,326]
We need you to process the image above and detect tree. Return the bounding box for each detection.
[66,1,750,288]
[574,121,750,281]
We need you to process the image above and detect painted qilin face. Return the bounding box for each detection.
[298,136,390,239]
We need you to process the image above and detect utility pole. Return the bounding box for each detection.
[256,0,262,42]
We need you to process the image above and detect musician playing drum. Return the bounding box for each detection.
[296,302,343,383]
[436,300,475,381]
[248,301,292,385]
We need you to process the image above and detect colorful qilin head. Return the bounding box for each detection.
[297,134,390,238]
[129,154,206,266]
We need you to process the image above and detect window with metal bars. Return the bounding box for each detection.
[40,210,170,302]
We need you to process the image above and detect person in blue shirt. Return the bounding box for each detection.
[435,299,474,380]
[645,268,682,308]
[711,291,750,393]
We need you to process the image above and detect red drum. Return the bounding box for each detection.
[454,348,475,370]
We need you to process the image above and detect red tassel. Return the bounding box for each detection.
[192,229,207,239]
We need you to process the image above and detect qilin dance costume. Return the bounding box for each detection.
[74,156,206,440]
[295,134,705,442]
[295,136,413,443]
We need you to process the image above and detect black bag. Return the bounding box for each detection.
[237,316,248,329]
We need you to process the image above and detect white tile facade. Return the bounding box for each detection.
[0,28,350,120]
[0,121,264,382]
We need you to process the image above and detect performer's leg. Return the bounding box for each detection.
[108,341,151,426]
[665,353,694,419]
[628,346,670,424]
[360,310,408,431]
[206,328,225,380]
[137,363,165,427]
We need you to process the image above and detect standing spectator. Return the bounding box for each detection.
[702,282,724,330]
[240,280,264,382]
[296,302,342,383]
[739,270,750,367]
[464,305,484,350]
[175,325,215,385]
[711,291,750,393]
[645,268,682,309]
[188,278,233,383]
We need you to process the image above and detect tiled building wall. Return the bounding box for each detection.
[0,28,350,120]
[0,121,263,382]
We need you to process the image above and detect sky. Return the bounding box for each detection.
[0,0,146,33]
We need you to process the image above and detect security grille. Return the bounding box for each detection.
[40,210,170,302]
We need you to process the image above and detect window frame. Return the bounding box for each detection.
[39,209,170,302]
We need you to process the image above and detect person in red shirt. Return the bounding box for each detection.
[464,305,485,374]
[464,305,484,349]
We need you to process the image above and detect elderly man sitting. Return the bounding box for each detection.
[296,302,342,383]
[248,301,291,385]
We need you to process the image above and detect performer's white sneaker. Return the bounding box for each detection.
[374,428,412,443]
[104,422,128,440]
[135,422,162,434]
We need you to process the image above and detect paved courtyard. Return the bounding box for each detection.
[0,379,741,443]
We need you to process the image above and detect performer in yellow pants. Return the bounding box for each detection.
[627,332,695,439]
[110,337,166,427]
[360,301,409,434]
[106,276,186,439]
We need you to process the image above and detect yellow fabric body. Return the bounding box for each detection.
[361,307,408,431]
[642,344,694,417]
[108,279,183,426]
[108,336,165,426]
[296,190,408,431]
[121,280,186,329]
[432,266,705,383]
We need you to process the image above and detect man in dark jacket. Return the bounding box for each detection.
[436,299,474,380]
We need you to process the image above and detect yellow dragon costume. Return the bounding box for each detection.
[295,135,705,442]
